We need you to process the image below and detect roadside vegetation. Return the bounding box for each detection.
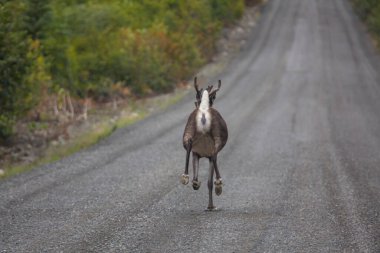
[0,0,246,141]
[1,0,265,177]
[351,0,380,44]
[2,91,185,178]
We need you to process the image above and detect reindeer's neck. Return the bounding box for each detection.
[196,91,211,133]
[199,91,210,111]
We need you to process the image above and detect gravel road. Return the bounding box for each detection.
[1,0,380,252]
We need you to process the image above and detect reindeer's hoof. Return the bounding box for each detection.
[192,180,201,190]
[180,174,189,185]
[215,179,223,196]
[206,205,217,211]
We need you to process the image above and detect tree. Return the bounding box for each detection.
[0,1,30,140]
[24,0,50,40]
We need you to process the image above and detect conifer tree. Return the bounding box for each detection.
[0,1,29,140]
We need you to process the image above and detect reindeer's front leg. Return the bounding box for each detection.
[181,139,192,185]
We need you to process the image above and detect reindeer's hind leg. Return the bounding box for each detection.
[207,158,216,210]
[192,153,201,190]
[212,156,223,196]
[181,140,192,185]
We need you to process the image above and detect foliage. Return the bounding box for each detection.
[24,0,51,40]
[352,0,379,21]
[0,1,30,140]
[211,0,244,25]
[0,0,245,140]
[351,0,380,38]
[368,4,380,36]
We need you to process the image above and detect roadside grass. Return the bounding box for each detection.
[1,91,186,179]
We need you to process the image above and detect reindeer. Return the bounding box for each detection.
[181,77,228,210]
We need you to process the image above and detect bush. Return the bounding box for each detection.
[352,0,379,21]
[211,0,244,25]
[351,0,380,38]
[368,4,380,36]
[44,0,245,97]
[0,1,30,140]
[0,115,15,141]
[0,0,245,140]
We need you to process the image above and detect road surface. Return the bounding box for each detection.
[1,0,379,252]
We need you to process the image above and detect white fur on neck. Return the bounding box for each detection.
[196,91,211,133]
[199,90,209,111]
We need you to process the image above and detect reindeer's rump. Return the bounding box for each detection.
[210,108,228,150]
[183,108,228,157]
[192,133,215,157]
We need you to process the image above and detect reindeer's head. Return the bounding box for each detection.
[194,77,221,108]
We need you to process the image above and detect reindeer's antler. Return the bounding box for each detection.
[194,77,199,93]
[209,80,221,97]
[208,80,221,107]
[194,77,203,108]
[194,77,202,98]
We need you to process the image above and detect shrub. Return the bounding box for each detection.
[44,0,245,96]
[352,0,379,21]
[0,1,30,140]
[351,0,380,41]
[0,0,246,140]
[368,4,380,37]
